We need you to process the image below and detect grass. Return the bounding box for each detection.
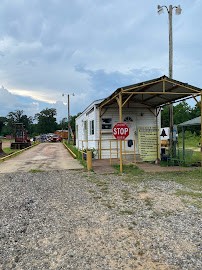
[178,132,200,148]
[64,142,87,168]
[175,190,202,199]
[29,169,44,173]
[2,147,17,155]
[160,169,202,191]
[114,164,144,175]
[119,209,134,215]
[175,190,202,209]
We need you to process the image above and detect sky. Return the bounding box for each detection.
[0,0,201,121]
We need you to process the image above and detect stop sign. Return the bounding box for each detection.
[113,122,129,140]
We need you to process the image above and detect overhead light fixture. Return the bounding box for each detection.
[157,5,164,15]
[175,5,182,15]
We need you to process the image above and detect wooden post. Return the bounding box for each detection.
[200,92,202,166]
[87,150,92,171]
[99,107,102,159]
[82,141,84,160]
[110,140,112,165]
[119,92,123,173]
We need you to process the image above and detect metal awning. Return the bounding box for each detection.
[178,116,201,127]
[99,75,201,108]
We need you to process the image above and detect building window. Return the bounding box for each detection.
[124,116,133,122]
[102,118,112,130]
[90,120,94,135]
[84,120,88,131]
[76,125,78,138]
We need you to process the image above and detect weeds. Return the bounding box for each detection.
[29,169,44,173]
[119,209,133,215]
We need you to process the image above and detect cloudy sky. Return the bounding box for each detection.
[0,0,201,121]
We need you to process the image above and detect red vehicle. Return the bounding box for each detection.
[11,123,31,149]
[50,135,62,142]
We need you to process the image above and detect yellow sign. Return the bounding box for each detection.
[138,127,159,161]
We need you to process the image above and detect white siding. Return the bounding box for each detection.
[76,101,161,161]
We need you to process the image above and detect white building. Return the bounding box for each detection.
[75,76,201,162]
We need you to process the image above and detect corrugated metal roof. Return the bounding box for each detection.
[178,116,201,126]
[99,75,201,108]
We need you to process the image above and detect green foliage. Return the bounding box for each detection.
[4,110,33,135]
[2,147,17,155]
[161,101,201,136]
[0,117,7,135]
[57,112,81,133]
[178,131,200,147]
[34,108,57,134]
[64,141,86,167]
[113,164,144,176]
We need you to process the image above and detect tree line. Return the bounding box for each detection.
[0,108,80,137]
[0,101,201,137]
[161,101,200,134]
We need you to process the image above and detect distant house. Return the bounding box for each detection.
[75,76,201,162]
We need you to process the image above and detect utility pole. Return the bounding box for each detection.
[62,93,75,144]
[67,94,70,144]
[158,4,182,157]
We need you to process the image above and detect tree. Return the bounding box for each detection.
[0,117,7,135]
[190,103,200,118]
[161,105,169,127]
[6,110,33,135]
[58,113,81,133]
[69,113,81,133]
[161,101,193,127]
[173,101,192,125]
[35,108,57,134]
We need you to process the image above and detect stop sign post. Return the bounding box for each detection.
[113,122,129,140]
[113,122,130,174]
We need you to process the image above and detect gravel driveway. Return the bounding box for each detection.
[0,170,201,270]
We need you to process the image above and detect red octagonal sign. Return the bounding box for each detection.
[113,122,129,140]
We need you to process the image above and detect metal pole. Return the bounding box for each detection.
[169,5,173,79]
[68,94,70,144]
[168,5,174,157]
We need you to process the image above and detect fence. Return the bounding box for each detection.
[77,139,136,163]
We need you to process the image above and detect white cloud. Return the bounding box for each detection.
[0,0,201,119]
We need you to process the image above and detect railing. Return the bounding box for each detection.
[77,139,136,163]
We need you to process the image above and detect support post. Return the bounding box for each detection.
[87,150,92,171]
[67,94,70,144]
[99,108,102,159]
[182,126,185,162]
[168,5,175,157]
[118,92,123,173]
[201,93,202,166]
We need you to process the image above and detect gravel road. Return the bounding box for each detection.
[0,170,201,270]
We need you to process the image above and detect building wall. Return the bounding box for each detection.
[76,105,98,153]
[76,102,161,161]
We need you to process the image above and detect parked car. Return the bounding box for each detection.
[50,135,62,142]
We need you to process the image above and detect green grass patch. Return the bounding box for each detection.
[2,147,17,155]
[64,142,87,167]
[159,169,202,191]
[114,164,144,175]
[175,190,202,199]
[29,169,44,173]
[119,209,134,215]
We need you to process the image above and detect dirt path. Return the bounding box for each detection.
[0,143,83,173]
